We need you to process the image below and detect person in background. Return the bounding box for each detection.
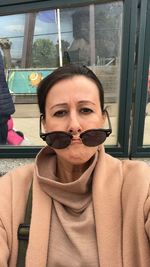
[0,64,150,267]
[7,116,24,145]
[0,50,15,144]
[7,116,32,146]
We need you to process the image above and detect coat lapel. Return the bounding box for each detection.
[26,172,52,267]
[26,147,123,266]
[92,146,123,266]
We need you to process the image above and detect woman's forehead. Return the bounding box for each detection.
[46,75,100,102]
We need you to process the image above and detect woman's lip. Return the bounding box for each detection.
[71,138,82,144]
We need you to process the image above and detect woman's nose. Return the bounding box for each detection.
[67,114,82,135]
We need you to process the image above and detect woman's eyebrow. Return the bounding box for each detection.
[78,100,96,105]
[50,103,68,110]
[50,100,96,110]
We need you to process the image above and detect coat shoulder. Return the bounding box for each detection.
[121,159,150,183]
[105,152,150,181]
[0,163,34,193]
[120,159,150,205]
[104,153,150,189]
[0,163,35,222]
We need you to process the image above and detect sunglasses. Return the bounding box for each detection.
[40,110,112,149]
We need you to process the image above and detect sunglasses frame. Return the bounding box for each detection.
[40,109,112,148]
[40,115,73,142]
[80,109,112,139]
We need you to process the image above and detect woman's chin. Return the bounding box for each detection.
[55,145,98,166]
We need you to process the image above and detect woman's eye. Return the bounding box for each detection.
[80,108,93,114]
[53,110,67,117]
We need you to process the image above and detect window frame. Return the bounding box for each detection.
[130,0,150,157]
[0,0,136,158]
[0,0,119,16]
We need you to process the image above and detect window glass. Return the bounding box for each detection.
[0,1,123,147]
[143,62,150,145]
[0,14,26,68]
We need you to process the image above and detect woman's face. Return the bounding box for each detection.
[43,75,105,166]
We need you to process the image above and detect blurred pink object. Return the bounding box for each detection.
[7,117,24,145]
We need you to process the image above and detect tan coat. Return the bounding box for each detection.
[0,148,150,267]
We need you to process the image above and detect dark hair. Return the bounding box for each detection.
[37,64,104,116]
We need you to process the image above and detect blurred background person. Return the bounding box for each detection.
[0,50,15,144]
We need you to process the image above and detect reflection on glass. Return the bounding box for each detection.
[143,66,150,145]
[0,2,123,146]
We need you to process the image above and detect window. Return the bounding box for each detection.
[0,1,123,149]
[143,63,150,145]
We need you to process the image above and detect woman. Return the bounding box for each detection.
[0,51,15,144]
[0,64,150,267]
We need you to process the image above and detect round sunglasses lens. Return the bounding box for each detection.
[81,130,106,147]
[45,132,71,149]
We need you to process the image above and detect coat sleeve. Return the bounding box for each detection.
[0,174,12,267]
[0,219,10,267]
[144,184,150,240]
[0,164,34,267]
